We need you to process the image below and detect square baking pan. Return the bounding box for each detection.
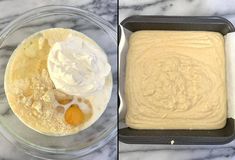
[118,16,235,145]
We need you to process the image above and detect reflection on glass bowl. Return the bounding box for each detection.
[0,5,117,159]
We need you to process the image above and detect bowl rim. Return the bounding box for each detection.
[0,5,117,157]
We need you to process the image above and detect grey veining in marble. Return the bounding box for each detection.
[119,0,235,160]
[119,0,235,22]
[0,0,117,160]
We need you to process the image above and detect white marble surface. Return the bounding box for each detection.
[0,0,117,160]
[119,0,235,160]
[119,0,235,22]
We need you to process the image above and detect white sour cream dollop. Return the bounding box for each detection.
[47,34,111,97]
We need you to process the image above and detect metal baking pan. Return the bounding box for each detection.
[118,16,235,145]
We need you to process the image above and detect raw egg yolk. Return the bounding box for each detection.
[58,98,72,105]
[65,104,84,126]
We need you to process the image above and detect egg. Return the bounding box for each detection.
[65,104,84,126]
[51,89,92,126]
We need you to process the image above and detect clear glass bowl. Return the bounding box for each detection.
[0,5,117,159]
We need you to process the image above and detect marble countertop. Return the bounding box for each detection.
[119,0,235,160]
[0,0,117,160]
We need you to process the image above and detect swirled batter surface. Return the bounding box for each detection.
[125,31,226,129]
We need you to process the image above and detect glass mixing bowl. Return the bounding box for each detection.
[0,5,117,159]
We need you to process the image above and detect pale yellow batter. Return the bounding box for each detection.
[125,30,227,130]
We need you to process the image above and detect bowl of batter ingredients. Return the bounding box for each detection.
[0,6,117,159]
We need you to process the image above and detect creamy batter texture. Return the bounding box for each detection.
[125,30,227,130]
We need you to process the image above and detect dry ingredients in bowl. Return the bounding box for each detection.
[4,28,113,136]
